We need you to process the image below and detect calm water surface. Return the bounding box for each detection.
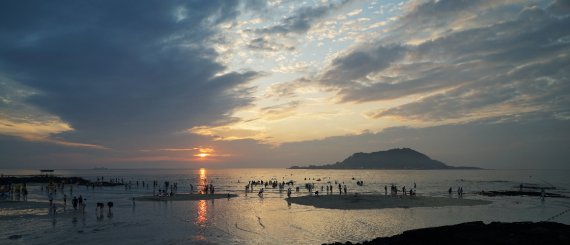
[1,168,569,244]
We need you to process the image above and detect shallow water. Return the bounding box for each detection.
[1,168,569,244]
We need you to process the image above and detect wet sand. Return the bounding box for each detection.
[287,194,491,210]
[0,199,51,217]
[134,193,238,201]
[0,199,48,210]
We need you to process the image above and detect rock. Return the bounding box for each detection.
[8,235,22,240]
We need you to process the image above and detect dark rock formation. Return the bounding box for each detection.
[326,221,570,245]
[290,148,479,170]
[0,175,121,186]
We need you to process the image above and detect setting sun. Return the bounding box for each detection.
[194,147,214,159]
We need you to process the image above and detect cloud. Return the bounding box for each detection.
[547,0,570,16]
[281,0,570,122]
[247,37,295,52]
[252,1,347,35]
[266,78,312,99]
[0,1,259,149]
[259,101,301,120]
[321,44,406,87]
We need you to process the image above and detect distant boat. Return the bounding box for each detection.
[92,167,109,170]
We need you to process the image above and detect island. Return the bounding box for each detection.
[289,148,479,170]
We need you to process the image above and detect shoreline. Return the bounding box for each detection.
[326,221,570,245]
[287,194,491,210]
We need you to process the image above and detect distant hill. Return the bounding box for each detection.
[289,148,480,170]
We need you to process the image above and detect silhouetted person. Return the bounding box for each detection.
[107,201,114,213]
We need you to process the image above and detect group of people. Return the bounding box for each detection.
[0,182,28,200]
[449,187,464,197]
[153,180,181,196]
[245,179,290,194]
[244,177,362,198]
[46,192,87,216]
[385,184,417,196]
[245,177,421,198]
[95,201,114,217]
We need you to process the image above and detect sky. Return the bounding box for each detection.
[1,0,569,169]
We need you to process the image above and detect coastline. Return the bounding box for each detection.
[326,221,570,245]
[287,194,491,210]
[2,169,569,244]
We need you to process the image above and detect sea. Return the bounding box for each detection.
[1,168,569,245]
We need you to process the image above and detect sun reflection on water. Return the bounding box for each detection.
[196,200,207,224]
[196,168,207,225]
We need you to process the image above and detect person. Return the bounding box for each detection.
[107,201,114,213]
[448,187,452,196]
[258,188,264,197]
[81,198,87,213]
[48,192,54,205]
[385,185,388,195]
[50,203,57,216]
[96,202,104,214]
[72,196,78,210]
[64,194,67,207]
[287,188,292,198]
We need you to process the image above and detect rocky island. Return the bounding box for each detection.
[289,148,479,170]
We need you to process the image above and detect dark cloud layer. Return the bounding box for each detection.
[254,1,347,35]
[277,0,570,122]
[0,1,258,148]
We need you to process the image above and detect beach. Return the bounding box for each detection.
[287,194,491,210]
[1,168,570,244]
[0,199,50,217]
